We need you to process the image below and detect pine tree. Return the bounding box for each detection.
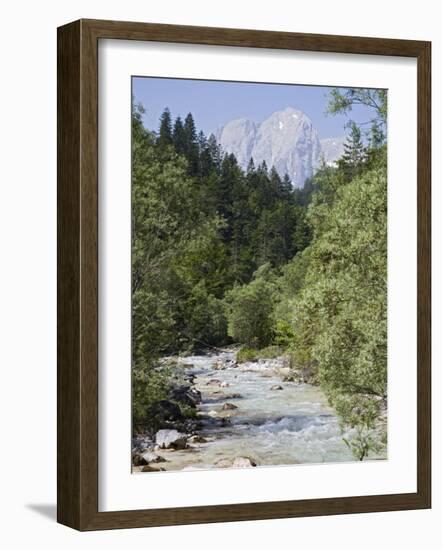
[247,158,256,175]
[176,113,197,175]
[197,131,213,177]
[339,123,366,181]
[184,112,197,144]
[269,166,284,199]
[207,133,222,173]
[158,107,173,148]
[281,174,293,197]
[172,116,186,155]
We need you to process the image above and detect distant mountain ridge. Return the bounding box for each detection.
[216,107,345,188]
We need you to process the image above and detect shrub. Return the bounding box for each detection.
[224,274,275,348]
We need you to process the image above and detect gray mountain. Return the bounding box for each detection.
[216,107,344,188]
[320,137,346,167]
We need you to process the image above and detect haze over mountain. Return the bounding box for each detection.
[216,107,345,188]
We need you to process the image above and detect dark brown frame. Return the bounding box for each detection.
[57,18,431,531]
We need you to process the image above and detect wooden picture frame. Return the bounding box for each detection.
[57,18,431,531]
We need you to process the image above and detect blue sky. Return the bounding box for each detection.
[132,77,377,140]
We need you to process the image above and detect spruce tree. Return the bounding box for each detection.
[158,107,173,148]
[172,116,186,155]
[183,113,199,175]
[339,123,366,181]
[207,134,222,173]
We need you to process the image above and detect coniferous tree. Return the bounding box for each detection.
[197,131,213,178]
[172,116,186,155]
[281,173,293,197]
[207,134,222,173]
[183,113,199,175]
[158,107,173,148]
[339,123,366,181]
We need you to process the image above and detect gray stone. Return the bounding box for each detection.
[141,465,166,472]
[232,456,257,468]
[149,400,183,422]
[155,429,188,449]
[141,451,167,464]
[222,402,238,410]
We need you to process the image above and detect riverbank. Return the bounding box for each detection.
[131,350,379,472]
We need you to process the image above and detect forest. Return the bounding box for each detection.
[132,88,388,461]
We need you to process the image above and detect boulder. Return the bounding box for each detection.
[206,379,222,386]
[169,385,202,407]
[155,429,188,449]
[232,456,257,468]
[215,456,257,468]
[141,465,166,472]
[132,452,147,466]
[270,384,284,391]
[222,402,238,411]
[132,434,153,453]
[149,400,183,422]
[141,451,167,464]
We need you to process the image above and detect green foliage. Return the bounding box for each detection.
[157,107,173,147]
[327,87,387,146]
[338,123,366,181]
[280,152,387,458]
[237,345,283,363]
[183,282,228,348]
[132,364,171,431]
[224,266,277,348]
[132,97,388,461]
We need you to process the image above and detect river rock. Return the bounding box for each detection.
[211,390,226,397]
[270,384,284,391]
[188,434,208,444]
[169,385,202,407]
[206,379,222,386]
[149,400,183,422]
[141,465,166,472]
[232,456,257,468]
[213,361,226,370]
[132,452,147,466]
[141,451,167,464]
[132,434,153,452]
[222,402,238,410]
[215,459,232,468]
[215,456,257,468]
[155,429,188,449]
[220,381,230,388]
[229,393,243,399]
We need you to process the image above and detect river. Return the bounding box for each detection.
[145,351,359,471]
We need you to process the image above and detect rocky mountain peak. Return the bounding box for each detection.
[216,107,344,187]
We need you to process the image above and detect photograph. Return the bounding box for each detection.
[131,77,388,473]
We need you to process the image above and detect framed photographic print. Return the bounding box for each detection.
[57,19,431,530]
